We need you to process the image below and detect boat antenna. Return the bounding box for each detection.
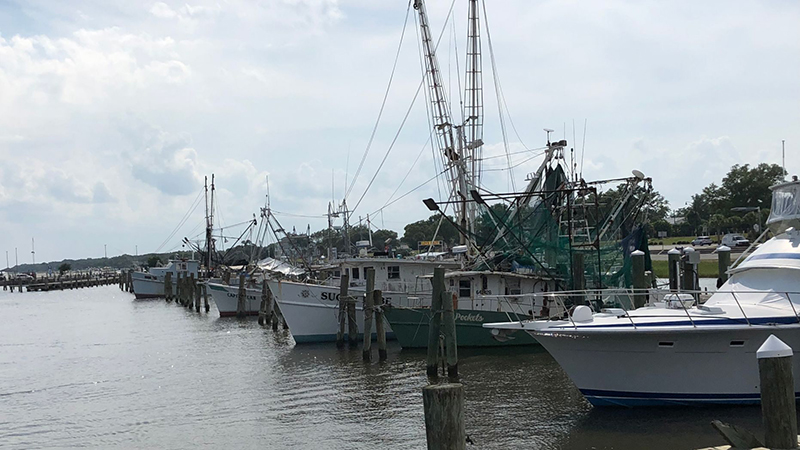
[782,139,786,180]
[579,119,587,180]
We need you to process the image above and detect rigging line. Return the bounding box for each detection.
[270,210,327,219]
[414,9,445,204]
[496,81,530,150]
[351,18,454,217]
[482,151,548,172]
[452,10,464,126]
[481,0,516,192]
[369,167,449,217]
[480,147,546,161]
[380,133,433,211]
[154,188,205,253]
[344,1,413,201]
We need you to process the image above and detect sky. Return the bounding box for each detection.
[0,0,798,265]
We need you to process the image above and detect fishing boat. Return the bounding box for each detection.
[131,259,199,299]
[485,178,800,406]
[268,257,458,343]
[207,257,305,317]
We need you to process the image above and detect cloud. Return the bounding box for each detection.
[92,181,114,203]
[126,126,202,196]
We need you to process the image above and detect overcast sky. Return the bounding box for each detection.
[1,0,798,264]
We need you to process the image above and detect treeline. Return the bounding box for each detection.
[650,163,785,239]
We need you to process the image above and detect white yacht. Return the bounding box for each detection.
[131,260,199,299]
[485,179,800,406]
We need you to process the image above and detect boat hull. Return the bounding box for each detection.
[384,306,537,348]
[532,326,800,406]
[206,282,262,317]
[131,274,162,299]
[267,280,399,344]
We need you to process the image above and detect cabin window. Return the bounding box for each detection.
[388,266,400,279]
[345,268,350,277]
[481,275,488,291]
[459,279,471,298]
[449,279,454,287]
[352,267,360,280]
[333,270,341,277]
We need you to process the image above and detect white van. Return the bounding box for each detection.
[721,233,750,247]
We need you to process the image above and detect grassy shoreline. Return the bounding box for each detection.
[651,259,719,278]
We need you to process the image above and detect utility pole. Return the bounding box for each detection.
[31,238,35,265]
[15,247,18,271]
[135,245,138,256]
[5,250,8,270]
[104,244,107,259]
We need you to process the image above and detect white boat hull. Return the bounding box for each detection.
[206,282,262,317]
[267,279,401,344]
[533,325,800,406]
[131,273,163,299]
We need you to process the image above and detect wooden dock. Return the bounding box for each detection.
[1,273,121,292]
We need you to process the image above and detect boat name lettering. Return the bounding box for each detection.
[455,313,484,322]
[320,292,339,301]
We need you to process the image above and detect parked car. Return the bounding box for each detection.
[691,236,713,246]
[721,233,750,247]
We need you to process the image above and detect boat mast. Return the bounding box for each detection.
[205,174,215,276]
[414,0,471,246]
[464,0,483,240]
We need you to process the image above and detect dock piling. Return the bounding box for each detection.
[164,272,173,302]
[362,268,375,362]
[441,290,458,380]
[374,289,387,361]
[426,267,445,378]
[758,334,797,449]
[336,274,349,348]
[631,250,647,308]
[194,275,201,312]
[717,245,731,285]
[422,383,466,450]
[667,248,681,291]
[236,273,246,318]
[259,282,268,326]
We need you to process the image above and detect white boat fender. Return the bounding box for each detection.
[571,305,593,323]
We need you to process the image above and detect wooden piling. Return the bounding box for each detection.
[441,290,458,379]
[347,283,358,348]
[668,248,681,291]
[426,267,445,378]
[259,282,268,326]
[362,268,375,362]
[374,289,387,361]
[164,272,173,302]
[631,250,647,308]
[717,245,731,284]
[127,270,133,293]
[236,273,246,318]
[336,274,350,347]
[203,283,210,312]
[194,275,201,312]
[422,383,466,450]
[757,334,797,449]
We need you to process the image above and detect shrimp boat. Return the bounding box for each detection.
[131,260,199,299]
[485,178,800,406]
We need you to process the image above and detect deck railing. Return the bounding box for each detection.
[477,288,800,330]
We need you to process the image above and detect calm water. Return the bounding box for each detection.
[0,285,766,449]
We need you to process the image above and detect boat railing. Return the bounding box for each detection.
[478,288,800,329]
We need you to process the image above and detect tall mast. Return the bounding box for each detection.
[464,0,483,191]
[414,0,473,245]
[205,174,215,274]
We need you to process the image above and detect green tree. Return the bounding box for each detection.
[58,263,71,274]
[401,214,460,249]
[146,256,162,268]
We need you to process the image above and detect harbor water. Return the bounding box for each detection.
[1,284,766,449]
